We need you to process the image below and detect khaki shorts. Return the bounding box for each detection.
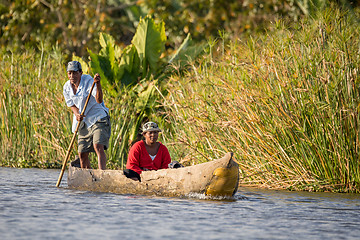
[78,116,111,153]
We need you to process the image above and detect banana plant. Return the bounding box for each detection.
[132,15,166,78]
[86,15,168,92]
[74,15,203,166]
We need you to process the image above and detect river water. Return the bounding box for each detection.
[1,167,359,240]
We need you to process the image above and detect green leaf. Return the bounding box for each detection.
[99,32,121,82]
[118,45,140,86]
[134,83,155,113]
[88,49,117,97]
[132,15,166,75]
[99,32,115,50]
[169,33,192,63]
[166,33,205,72]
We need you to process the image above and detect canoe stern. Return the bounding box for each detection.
[205,153,239,197]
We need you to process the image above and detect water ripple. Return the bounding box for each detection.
[0,168,359,240]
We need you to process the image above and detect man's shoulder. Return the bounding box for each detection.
[80,74,94,88]
[81,74,92,81]
[63,80,71,91]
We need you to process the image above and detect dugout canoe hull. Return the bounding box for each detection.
[67,152,239,198]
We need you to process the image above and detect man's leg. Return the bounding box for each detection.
[79,152,91,168]
[78,120,91,169]
[94,144,106,170]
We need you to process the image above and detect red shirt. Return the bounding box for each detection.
[126,140,171,175]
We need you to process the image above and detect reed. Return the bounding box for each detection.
[0,46,72,167]
[163,8,360,192]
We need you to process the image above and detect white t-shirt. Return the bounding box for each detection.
[63,74,109,132]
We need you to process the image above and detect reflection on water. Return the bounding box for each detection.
[0,167,359,240]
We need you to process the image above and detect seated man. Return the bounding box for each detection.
[124,122,171,181]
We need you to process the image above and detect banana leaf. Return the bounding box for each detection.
[132,15,166,77]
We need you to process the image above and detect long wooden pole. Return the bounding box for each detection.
[56,80,96,187]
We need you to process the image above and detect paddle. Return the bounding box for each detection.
[56,80,96,187]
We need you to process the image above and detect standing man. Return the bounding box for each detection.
[63,61,111,170]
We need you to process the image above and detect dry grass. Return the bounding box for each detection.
[163,8,360,192]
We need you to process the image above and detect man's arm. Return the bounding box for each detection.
[70,105,84,122]
[94,73,103,103]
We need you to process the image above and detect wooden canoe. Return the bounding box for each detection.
[67,152,239,198]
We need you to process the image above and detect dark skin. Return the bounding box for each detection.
[67,70,106,170]
[143,131,161,155]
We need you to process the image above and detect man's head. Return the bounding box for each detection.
[67,61,82,85]
[67,61,82,72]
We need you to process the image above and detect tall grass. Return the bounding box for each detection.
[0,46,72,167]
[163,8,360,192]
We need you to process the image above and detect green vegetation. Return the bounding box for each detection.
[163,8,360,192]
[0,46,69,168]
[0,3,359,193]
[0,0,352,59]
